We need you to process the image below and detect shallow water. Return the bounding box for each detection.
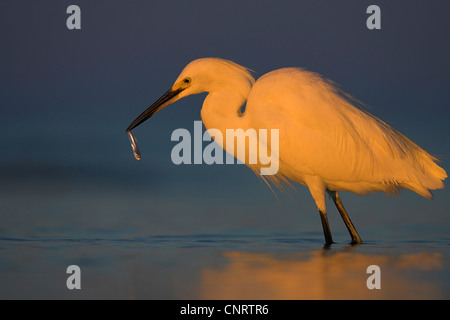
[0,115,449,300]
[1,232,449,299]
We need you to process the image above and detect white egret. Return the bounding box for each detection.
[127,58,447,245]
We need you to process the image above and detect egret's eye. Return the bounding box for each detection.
[183,77,191,84]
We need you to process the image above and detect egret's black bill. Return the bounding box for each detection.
[126,87,183,131]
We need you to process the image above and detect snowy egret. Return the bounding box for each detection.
[127,58,447,245]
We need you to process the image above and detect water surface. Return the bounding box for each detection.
[1,231,449,299]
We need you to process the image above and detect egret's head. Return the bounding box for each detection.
[127,58,254,131]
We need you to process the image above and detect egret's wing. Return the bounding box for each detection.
[247,68,446,197]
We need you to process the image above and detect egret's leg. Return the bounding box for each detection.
[319,209,334,246]
[327,190,362,244]
[305,176,334,246]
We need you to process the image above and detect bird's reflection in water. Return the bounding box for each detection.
[200,250,443,299]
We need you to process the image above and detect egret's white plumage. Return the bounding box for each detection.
[127,57,447,245]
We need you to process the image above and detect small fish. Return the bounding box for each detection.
[127,130,141,161]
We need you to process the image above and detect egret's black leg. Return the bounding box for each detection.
[319,209,334,246]
[327,190,362,245]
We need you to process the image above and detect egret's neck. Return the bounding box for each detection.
[201,90,249,132]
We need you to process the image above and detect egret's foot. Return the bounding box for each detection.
[322,242,334,250]
[350,235,363,245]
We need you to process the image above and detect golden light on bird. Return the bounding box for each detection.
[126,58,447,245]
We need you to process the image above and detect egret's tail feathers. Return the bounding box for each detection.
[331,83,447,197]
[395,154,446,199]
[401,182,433,199]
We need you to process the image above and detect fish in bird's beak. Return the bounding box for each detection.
[125,85,186,161]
